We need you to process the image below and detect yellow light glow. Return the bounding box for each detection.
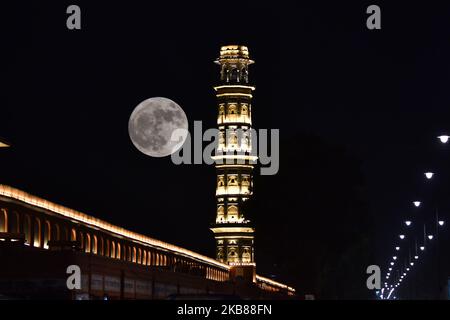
[210,227,255,234]
[1,184,294,291]
[0,184,229,270]
[215,45,254,64]
[217,143,252,154]
[217,116,252,126]
[215,164,254,169]
[212,155,258,161]
[219,45,250,58]
[214,85,255,91]
[229,262,256,266]
[216,93,253,98]
[0,141,10,148]
[214,236,255,240]
[216,185,251,196]
[256,275,296,293]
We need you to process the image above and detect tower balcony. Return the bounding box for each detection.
[217,114,252,126]
[214,85,255,99]
[210,225,255,237]
[212,154,258,166]
[217,144,252,154]
[216,185,251,196]
[212,219,252,226]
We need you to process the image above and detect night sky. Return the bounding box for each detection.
[2,1,450,298]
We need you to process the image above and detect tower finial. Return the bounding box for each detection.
[215,45,254,84]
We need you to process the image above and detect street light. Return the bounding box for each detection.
[405,220,412,226]
[410,262,414,266]
[390,262,395,266]
[395,246,400,251]
[393,256,397,260]
[425,172,434,179]
[438,135,449,144]
[406,268,410,271]
[438,220,444,226]
[413,201,421,207]
[414,255,419,260]
[428,235,434,240]
[389,267,392,271]
[420,246,425,251]
[399,234,405,239]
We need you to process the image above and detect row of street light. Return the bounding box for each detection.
[379,135,448,300]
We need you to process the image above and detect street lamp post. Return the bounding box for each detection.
[434,209,445,299]
[423,136,449,299]
[437,135,449,144]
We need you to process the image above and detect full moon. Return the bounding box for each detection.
[128,97,188,157]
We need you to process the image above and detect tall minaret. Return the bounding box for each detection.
[210,45,257,279]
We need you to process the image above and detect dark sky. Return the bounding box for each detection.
[2,1,450,298]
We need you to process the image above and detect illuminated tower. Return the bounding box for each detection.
[210,45,257,277]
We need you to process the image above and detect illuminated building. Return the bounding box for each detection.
[210,46,257,279]
[0,185,295,299]
[0,48,296,298]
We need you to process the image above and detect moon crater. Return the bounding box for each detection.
[128,97,188,157]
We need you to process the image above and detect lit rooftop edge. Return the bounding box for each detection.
[0,184,294,292]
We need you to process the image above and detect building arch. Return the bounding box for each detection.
[110,241,116,258]
[85,233,91,253]
[92,235,98,254]
[9,211,20,233]
[241,103,248,115]
[78,231,84,250]
[116,242,121,259]
[127,246,132,262]
[23,215,32,246]
[99,237,104,255]
[105,239,110,257]
[138,248,142,264]
[143,250,147,266]
[70,228,77,241]
[122,244,127,260]
[61,226,68,241]
[0,208,7,232]
[33,217,41,247]
[53,223,61,241]
[43,220,51,249]
[228,103,237,115]
[149,251,154,265]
